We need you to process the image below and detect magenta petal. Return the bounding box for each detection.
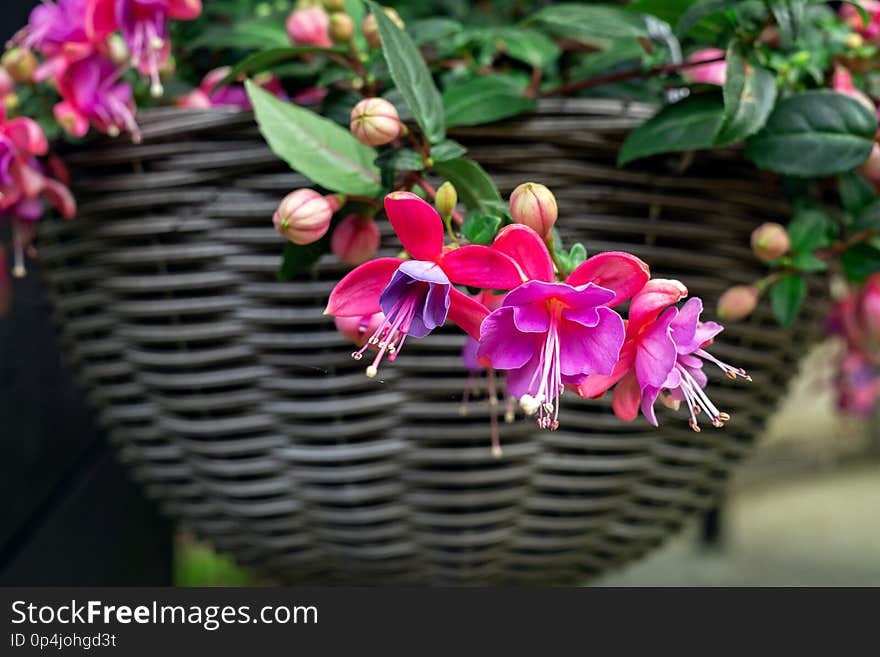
[640,385,661,426]
[566,252,650,306]
[477,307,536,370]
[634,306,678,389]
[325,257,402,317]
[558,307,624,376]
[384,191,444,261]
[628,278,688,334]
[440,245,524,289]
[512,302,550,333]
[492,224,554,282]
[504,355,540,398]
[669,297,702,352]
[693,320,723,348]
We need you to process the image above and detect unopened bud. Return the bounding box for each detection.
[435,181,457,218]
[509,182,557,238]
[323,0,346,11]
[329,12,354,43]
[335,312,384,347]
[750,222,790,262]
[717,285,759,321]
[273,189,336,245]
[845,33,864,50]
[286,7,333,47]
[362,8,404,48]
[2,48,37,84]
[331,214,380,265]
[350,97,401,146]
[107,34,130,66]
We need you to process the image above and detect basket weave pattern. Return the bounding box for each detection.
[38,100,821,584]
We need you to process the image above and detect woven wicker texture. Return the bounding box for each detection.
[37,99,822,584]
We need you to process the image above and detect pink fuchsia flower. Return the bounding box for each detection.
[86,0,203,97]
[21,0,98,67]
[286,7,333,47]
[834,351,880,417]
[682,48,726,86]
[326,192,525,373]
[53,53,139,140]
[331,214,380,265]
[176,67,288,110]
[829,273,880,353]
[841,0,880,41]
[476,224,650,429]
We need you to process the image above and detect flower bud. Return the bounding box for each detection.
[286,8,333,47]
[323,0,346,12]
[362,8,404,48]
[717,285,759,321]
[832,66,875,112]
[859,143,880,184]
[350,97,401,146]
[1,48,37,84]
[509,182,558,237]
[435,181,458,218]
[335,312,384,347]
[845,33,865,49]
[331,214,380,265]
[681,48,727,86]
[750,222,790,262]
[273,189,336,245]
[329,12,355,43]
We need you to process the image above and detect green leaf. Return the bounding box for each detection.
[189,18,290,50]
[212,46,345,91]
[433,158,502,211]
[491,28,561,68]
[715,42,777,145]
[461,214,503,245]
[374,148,425,172]
[841,243,880,282]
[787,206,835,272]
[618,94,725,166]
[839,172,876,216]
[745,91,877,177]
[246,81,381,196]
[277,238,329,281]
[770,273,805,327]
[408,18,462,46]
[769,0,807,46]
[557,242,588,276]
[528,3,647,48]
[852,199,880,232]
[443,75,536,128]
[368,0,445,143]
[430,139,467,163]
[676,0,739,36]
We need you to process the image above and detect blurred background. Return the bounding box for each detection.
[1,0,878,587]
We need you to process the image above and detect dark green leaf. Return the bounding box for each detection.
[247,81,381,196]
[853,199,880,232]
[213,46,346,91]
[618,93,725,166]
[745,91,877,177]
[841,243,880,282]
[788,206,836,255]
[491,28,561,68]
[676,0,739,37]
[374,148,425,172]
[443,75,536,128]
[277,238,329,281]
[433,158,502,211]
[479,199,512,219]
[190,18,289,50]
[461,214,503,245]
[770,0,806,46]
[408,18,462,46]
[770,273,805,327]
[839,172,876,216]
[528,3,647,48]
[368,0,446,143]
[716,41,777,145]
[430,139,467,163]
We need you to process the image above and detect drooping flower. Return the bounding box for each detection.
[326,192,524,374]
[477,224,649,429]
[578,282,749,431]
[841,0,880,41]
[334,312,384,347]
[176,67,288,109]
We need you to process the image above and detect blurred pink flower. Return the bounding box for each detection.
[682,48,726,86]
[841,0,880,41]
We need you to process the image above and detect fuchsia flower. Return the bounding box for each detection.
[177,67,287,110]
[476,224,647,429]
[682,48,727,86]
[577,280,749,431]
[841,0,880,41]
[326,192,526,374]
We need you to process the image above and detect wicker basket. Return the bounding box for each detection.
[37,99,822,584]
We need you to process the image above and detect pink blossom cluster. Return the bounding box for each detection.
[18,0,202,141]
[323,191,749,446]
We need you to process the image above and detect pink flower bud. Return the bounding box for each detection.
[509,182,558,237]
[1,48,37,84]
[682,48,727,86]
[832,66,875,112]
[717,285,759,321]
[331,214,380,266]
[273,189,336,245]
[350,97,401,146]
[329,13,355,43]
[750,222,790,262]
[286,8,333,48]
[362,9,403,48]
[335,312,384,347]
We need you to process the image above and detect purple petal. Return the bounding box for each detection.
[462,337,481,371]
[669,297,702,352]
[512,301,550,333]
[634,306,678,389]
[398,259,449,284]
[504,355,540,398]
[693,320,723,347]
[477,307,536,370]
[557,307,625,376]
[640,385,662,426]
